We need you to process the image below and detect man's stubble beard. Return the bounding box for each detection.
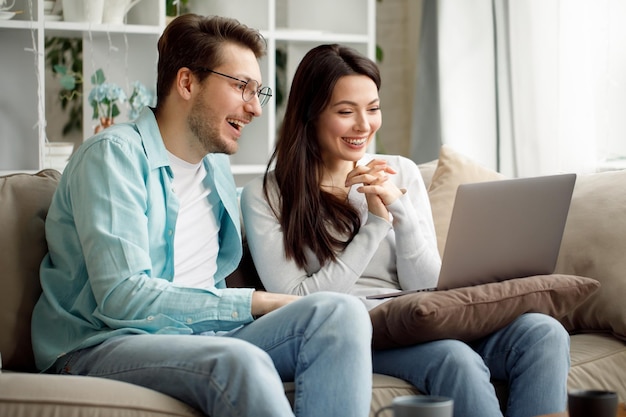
[188,98,238,156]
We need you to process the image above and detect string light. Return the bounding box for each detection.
[24,0,47,167]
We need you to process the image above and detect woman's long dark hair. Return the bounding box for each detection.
[263,44,381,268]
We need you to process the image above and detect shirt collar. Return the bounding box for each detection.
[135,107,170,172]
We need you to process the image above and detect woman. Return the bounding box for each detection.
[240,44,570,417]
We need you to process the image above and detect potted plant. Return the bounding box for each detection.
[127,81,155,120]
[88,69,127,133]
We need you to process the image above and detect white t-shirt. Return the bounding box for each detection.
[168,151,220,289]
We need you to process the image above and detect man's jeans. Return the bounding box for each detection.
[53,292,373,417]
[373,313,570,417]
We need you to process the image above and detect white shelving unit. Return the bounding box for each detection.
[0,0,164,175]
[1,0,376,186]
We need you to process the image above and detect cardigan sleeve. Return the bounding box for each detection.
[241,175,392,295]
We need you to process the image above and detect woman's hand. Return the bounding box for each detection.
[345,159,404,219]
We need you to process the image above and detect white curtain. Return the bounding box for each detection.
[412,0,626,177]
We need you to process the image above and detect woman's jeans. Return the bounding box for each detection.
[52,292,373,417]
[373,313,570,417]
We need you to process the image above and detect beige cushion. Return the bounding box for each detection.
[427,145,505,256]
[0,170,60,371]
[568,333,626,402]
[555,169,626,340]
[370,274,600,350]
[369,374,420,417]
[0,373,202,417]
[417,159,438,188]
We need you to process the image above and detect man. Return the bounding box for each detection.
[31,14,372,417]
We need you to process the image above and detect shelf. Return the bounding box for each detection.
[1,0,375,187]
[272,29,371,44]
[0,20,37,29]
[43,22,163,35]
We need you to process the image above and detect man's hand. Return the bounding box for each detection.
[251,291,301,317]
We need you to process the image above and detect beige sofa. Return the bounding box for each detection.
[1,145,625,416]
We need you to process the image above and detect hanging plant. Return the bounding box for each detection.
[45,36,83,136]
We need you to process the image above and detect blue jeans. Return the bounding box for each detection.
[373,313,570,417]
[52,292,373,417]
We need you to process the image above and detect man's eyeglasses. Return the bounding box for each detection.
[195,68,272,107]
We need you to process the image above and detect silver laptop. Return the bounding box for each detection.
[367,173,576,298]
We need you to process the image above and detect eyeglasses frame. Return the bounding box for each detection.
[194,68,272,107]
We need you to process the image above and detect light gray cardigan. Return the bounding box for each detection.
[240,153,441,310]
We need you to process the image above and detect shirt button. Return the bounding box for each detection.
[186,318,193,324]
[231,311,238,319]
[168,229,173,236]
[147,315,154,321]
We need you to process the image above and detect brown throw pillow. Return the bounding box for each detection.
[370,274,600,350]
[0,170,61,371]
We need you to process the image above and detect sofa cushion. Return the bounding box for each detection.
[427,145,506,256]
[0,170,60,371]
[555,169,626,340]
[417,158,438,188]
[568,333,626,402]
[0,373,202,417]
[370,274,600,350]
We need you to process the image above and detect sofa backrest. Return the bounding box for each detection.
[0,170,60,372]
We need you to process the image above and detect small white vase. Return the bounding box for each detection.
[62,0,104,24]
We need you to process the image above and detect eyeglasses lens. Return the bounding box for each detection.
[258,87,272,107]
[243,80,272,107]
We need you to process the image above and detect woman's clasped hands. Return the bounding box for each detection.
[345,158,404,220]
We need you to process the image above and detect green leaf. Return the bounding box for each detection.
[111,104,121,118]
[60,74,76,90]
[90,101,99,120]
[91,68,106,85]
[54,65,68,75]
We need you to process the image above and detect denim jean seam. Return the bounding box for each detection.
[54,350,82,375]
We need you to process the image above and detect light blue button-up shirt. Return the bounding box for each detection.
[31,108,254,372]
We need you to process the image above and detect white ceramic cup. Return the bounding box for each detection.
[0,0,15,11]
[102,0,141,25]
[375,395,454,417]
